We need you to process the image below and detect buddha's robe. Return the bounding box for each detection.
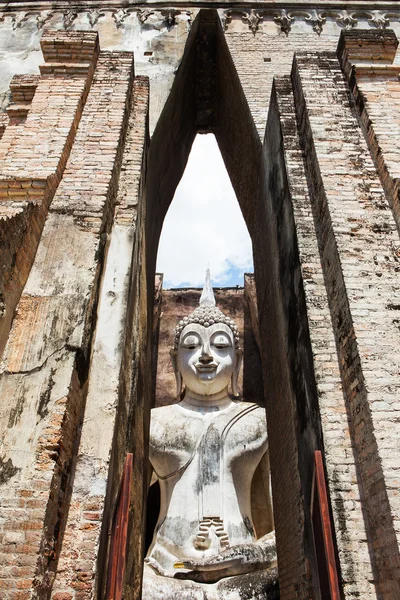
[146,400,268,575]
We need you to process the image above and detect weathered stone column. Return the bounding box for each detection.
[292,50,400,599]
[0,31,99,358]
[51,75,149,600]
[337,29,400,233]
[266,75,375,599]
[0,41,135,598]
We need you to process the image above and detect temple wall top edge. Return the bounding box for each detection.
[2,1,400,8]
[2,0,400,134]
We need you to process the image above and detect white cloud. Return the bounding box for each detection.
[156,134,253,288]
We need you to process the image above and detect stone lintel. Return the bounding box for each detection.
[351,63,400,78]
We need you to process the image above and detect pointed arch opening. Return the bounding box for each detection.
[156,133,253,289]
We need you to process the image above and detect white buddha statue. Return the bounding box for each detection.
[142,272,278,600]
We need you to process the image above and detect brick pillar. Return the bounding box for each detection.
[337,29,400,233]
[257,82,314,600]
[269,75,375,599]
[292,50,400,599]
[51,76,149,600]
[0,30,99,358]
[0,47,135,599]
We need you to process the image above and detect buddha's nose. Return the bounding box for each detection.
[199,343,213,364]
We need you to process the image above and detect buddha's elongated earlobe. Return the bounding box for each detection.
[170,348,183,397]
[231,349,243,397]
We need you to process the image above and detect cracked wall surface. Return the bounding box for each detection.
[0,32,142,599]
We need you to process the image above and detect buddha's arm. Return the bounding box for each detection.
[175,531,276,583]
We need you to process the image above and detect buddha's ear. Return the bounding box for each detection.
[231,348,243,398]
[170,348,183,397]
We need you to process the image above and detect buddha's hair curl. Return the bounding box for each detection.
[173,305,241,350]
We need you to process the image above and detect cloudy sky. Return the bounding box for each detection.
[156,134,254,289]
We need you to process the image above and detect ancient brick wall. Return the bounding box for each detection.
[267,74,375,599]
[1,6,400,600]
[257,84,314,600]
[338,29,400,233]
[292,48,400,597]
[0,31,99,358]
[0,31,149,600]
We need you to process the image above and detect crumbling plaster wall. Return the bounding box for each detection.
[2,7,400,137]
[0,27,151,599]
[0,9,194,135]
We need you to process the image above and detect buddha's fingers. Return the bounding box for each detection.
[181,557,242,572]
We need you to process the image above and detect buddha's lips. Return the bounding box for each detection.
[196,364,217,372]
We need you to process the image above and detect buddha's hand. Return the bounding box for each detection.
[174,532,276,583]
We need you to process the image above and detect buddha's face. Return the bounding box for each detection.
[176,323,237,397]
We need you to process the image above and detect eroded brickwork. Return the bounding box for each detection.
[270,76,375,598]
[338,29,400,234]
[259,75,323,600]
[0,47,135,599]
[0,30,99,358]
[7,74,40,122]
[50,75,149,600]
[293,50,400,598]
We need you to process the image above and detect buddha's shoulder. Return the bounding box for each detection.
[231,401,266,418]
[226,402,267,446]
[151,403,182,418]
[150,403,191,431]
[229,401,267,429]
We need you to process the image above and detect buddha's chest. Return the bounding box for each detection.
[149,404,267,480]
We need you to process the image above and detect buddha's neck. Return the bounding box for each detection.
[181,388,233,411]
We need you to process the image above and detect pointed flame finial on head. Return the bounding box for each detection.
[199,268,216,307]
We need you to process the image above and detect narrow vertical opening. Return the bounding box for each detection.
[156,133,253,289]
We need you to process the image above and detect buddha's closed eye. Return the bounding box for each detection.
[212,334,231,349]
[182,334,200,349]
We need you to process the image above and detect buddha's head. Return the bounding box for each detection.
[170,271,242,399]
